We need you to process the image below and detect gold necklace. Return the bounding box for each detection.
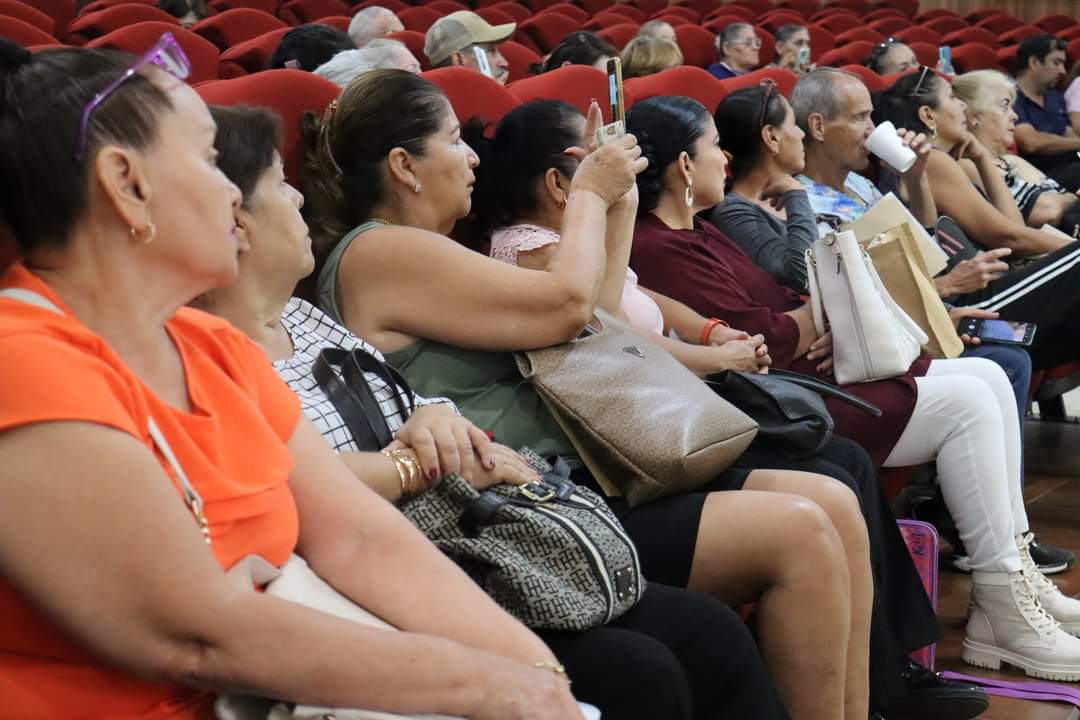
[370,217,393,226]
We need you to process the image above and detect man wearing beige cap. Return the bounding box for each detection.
[425,10,515,85]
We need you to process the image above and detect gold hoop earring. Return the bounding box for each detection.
[130,221,156,245]
[928,125,938,139]
[684,181,694,207]
[414,182,422,194]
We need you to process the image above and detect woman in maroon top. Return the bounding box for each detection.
[627,95,1080,683]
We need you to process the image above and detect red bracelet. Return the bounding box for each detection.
[700,318,728,346]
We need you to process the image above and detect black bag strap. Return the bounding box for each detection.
[314,347,412,451]
[340,346,416,419]
[765,368,883,417]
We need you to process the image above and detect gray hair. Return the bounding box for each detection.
[790,67,859,134]
[348,6,397,48]
[953,69,1016,115]
[716,22,752,53]
[314,39,414,87]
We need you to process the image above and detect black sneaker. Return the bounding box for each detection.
[876,658,988,720]
[1026,532,1075,575]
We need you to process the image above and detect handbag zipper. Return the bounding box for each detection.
[563,494,644,602]
[532,504,617,623]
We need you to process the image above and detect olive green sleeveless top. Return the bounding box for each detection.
[316,221,578,463]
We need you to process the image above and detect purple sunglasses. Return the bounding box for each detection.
[75,32,191,161]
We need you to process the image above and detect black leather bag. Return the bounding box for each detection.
[312,347,415,451]
[705,368,881,458]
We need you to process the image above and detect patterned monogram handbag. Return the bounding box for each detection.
[402,451,645,631]
[315,346,645,631]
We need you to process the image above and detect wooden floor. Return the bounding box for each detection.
[933,419,1080,719]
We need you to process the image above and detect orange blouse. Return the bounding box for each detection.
[0,264,302,719]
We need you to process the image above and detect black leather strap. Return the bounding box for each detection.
[314,348,403,451]
[766,368,883,417]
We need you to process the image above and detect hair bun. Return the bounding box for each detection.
[0,39,32,73]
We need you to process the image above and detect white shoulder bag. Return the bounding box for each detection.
[804,230,927,385]
[0,288,597,720]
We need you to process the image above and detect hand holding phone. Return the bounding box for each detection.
[472,45,493,78]
[956,318,1036,346]
[937,45,954,75]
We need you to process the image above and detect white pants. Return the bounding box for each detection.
[883,357,1027,573]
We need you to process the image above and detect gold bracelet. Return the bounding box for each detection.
[382,449,424,499]
[534,660,571,685]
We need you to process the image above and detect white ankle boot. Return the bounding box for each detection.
[963,570,1080,681]
[1017,532,1080,636]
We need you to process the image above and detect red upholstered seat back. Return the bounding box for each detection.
[422,66,520,127]
[499,39,541,83]
[217,26,289,77]
[625,65,729,114]
[950,42,1004,73]
[595,22,638,51]
[397,6,442,33]
[207,0,280,14]
[279,0,350,25]
[387,29,429,70]
[0,15,59,45]
[839,64,887,92]
[508,64,622,122]
[0,0,55,34]
[818,41,875,68]
[518,12,579,54]
[86,22,220,83]
[675,23,717,68]
[67,4,178,44]
[192,8,286,50]
[195,69,340,185]
[943,26,1000,50]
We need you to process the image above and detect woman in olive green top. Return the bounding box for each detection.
[301,70,878,720]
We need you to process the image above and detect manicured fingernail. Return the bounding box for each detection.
[428,469,438,480]
[487,460,496,470]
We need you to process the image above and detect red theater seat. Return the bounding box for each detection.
[207,0,279,14]
[78,0,154,16]
[602,5,646,24]
[279,0,350,24]
[975,14,1022,35]
[540,3,588,23]
[761,12,805,33]
[675,23,718,68]
[596,22,637,51]
[654,6,698,22]
[217,26,289,78]
[87,22,220,83]
[966,8,1005,23]
[0,15,58,45]
[67,4,178,44]
[721,66,798,98]
[814,12,861,35]
[840,63,887,92]
[869,16,912,37]
[196,69,339,185]
[1000,25,1043,47]
[865,7,907,22]
[818,40,874,67]
[913,8,959,23]
[923,15,968,36]
[192,8,285,50]
[943,27,1000,50]
[894,25,940,46]
[352,0,408,12]
[397,6,442,33]
[32,0,75,37]
[583,12,631,31]
[907,40,938,67]
[499,39,541,82]
[489,1,531,23]
[826,0,871,14]
[1036,14,1077,35]
[428,0,469,15]
[625,65,729,113]
[579,0,614,16]
[951,42,1003,72]
[806,25,835,63]
[835,27,885,46]
[423,66,520,127]
[508,65,613,119]
[651,14,692,28]
[705,4,752,22]
[0,0,55,35]
[518,11,579,53]
[776,0,822,18]
[475,6,517,27]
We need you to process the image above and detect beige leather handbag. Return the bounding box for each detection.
[516,310,758,508]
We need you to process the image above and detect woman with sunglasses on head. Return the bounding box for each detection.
[467,96,997,720]
[875,69,1080,373]
[0,37,610,720]
[626,93,1080,685]
[196,101,793,720]
[865,40,953,78]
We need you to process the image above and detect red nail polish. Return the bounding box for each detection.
[428,469,438,481]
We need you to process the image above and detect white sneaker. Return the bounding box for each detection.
[963,570,1080,681]
[1018,533,1080,636]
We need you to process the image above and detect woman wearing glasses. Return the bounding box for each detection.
[874,69,1080,372]
[626,93,1080,684]
[0,37,603,720]
[707,22,760,80]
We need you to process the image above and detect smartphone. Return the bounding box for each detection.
[606,56,625,125]
[472,45,493,78]
[957,318,1036,346]
[796,46,811,68]
[938,45,954,75]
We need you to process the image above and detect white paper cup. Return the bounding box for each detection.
[865,120,917,173]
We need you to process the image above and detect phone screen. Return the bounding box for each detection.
[607,57,624,124]
[472,45,493,78]
[797,46,810,67]
[979,320,1030,343]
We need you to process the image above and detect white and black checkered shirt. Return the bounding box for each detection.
[275,298,456,452]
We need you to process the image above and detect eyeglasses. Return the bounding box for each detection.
[875,37,900,50]
[911,65,932,98]
[734,37,763,49]
[75,33,191,161]
[758,78,777,129]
